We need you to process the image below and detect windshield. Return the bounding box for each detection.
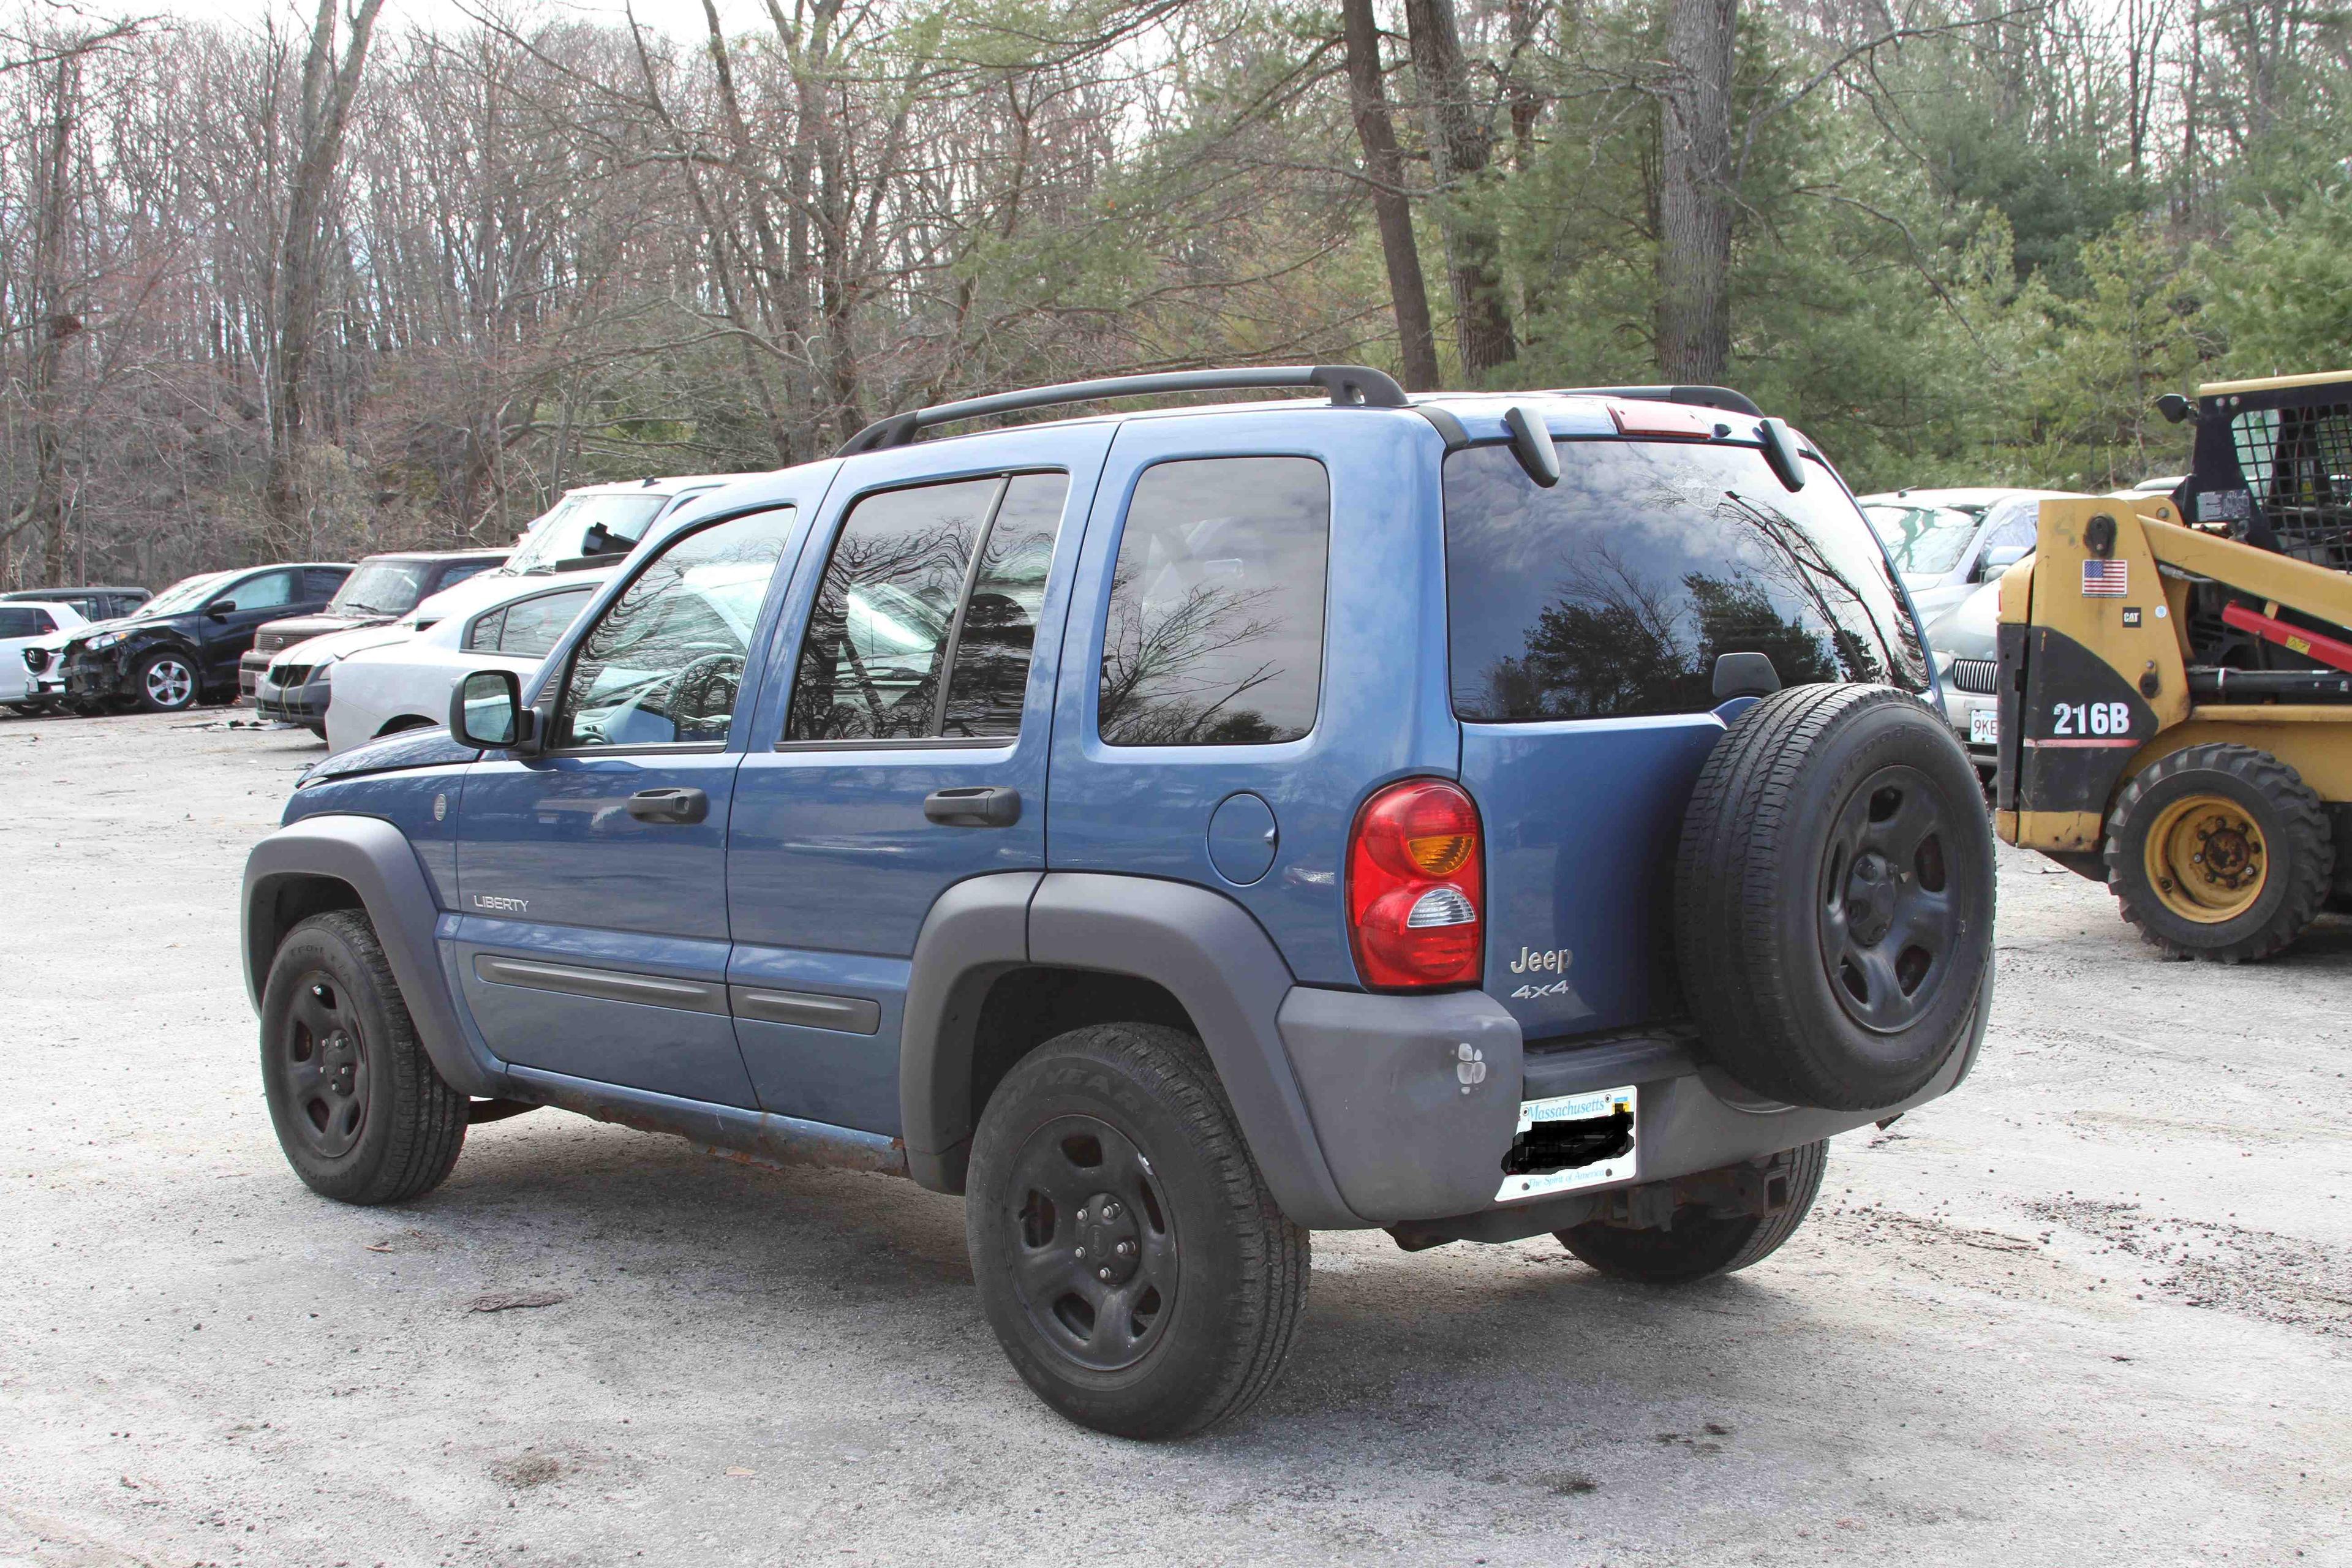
[507,492,671,575]
[1864,504,1983,577]
[138,572,233,617]
[330,560,433,616]
[1445,440,1927,723]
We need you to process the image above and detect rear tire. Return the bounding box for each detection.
[965,1023,1309,1439]
[1556,1140,1828,1284]
[2103,743,2332,963]
[260,910,466,1204]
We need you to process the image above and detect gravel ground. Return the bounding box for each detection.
[2,708,2347,1567]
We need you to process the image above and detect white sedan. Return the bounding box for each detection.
[323,570,612,755]
[2,600,88,710]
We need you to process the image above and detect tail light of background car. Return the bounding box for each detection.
[1346,778,1484,990]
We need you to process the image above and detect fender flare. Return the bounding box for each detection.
[897,870,1362,1231]
[241,813,507,1098]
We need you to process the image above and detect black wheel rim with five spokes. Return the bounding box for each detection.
[1817,764,1961,1033]
[1003,1115,1177,1373]
[279,971,369,1159]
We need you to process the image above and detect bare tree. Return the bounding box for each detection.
[1339,0,1438,389]
[1403,0,1515,377]
[263,0,386,551]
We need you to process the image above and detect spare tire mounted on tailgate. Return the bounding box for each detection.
[1676,684,1994,1111]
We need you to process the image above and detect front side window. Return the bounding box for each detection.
[0,607,51,636]
[555,509,794,749]
[1446,440,1927,724]
[786,473,1069,743]
[230,571,298,612]
[1097,456,1329,747]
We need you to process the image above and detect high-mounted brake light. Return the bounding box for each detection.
[1347,780,1484,990]
[1606,399,1725,440]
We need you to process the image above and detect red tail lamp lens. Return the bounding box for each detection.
[1348,780,1483,990]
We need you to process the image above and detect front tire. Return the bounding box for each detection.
[1556,1140,1829,1284]
[965,1023,1309,1439]
[2104,743,2332,963]
[260,910,467,1204]
[133,650,199,712]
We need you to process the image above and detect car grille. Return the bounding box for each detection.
[22,647,48,673]
[274,665,312,687]
[1948,657,1998,695]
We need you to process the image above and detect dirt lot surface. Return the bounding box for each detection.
[2,707,2347,1567]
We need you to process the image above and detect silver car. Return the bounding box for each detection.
[1860,487,2087,622]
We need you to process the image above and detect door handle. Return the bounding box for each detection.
[923,786,1021,828]
[626,786,709,824]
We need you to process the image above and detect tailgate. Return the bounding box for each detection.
[1462,714,1725,1039]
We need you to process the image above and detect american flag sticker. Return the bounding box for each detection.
[2081,559,2128,597]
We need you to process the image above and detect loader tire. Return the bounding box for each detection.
[2104,743,2332,963]
[1676,684,1996,1111]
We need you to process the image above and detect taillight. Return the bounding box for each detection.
[1347,779,1484,990]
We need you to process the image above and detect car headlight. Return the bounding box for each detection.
[86,631,126,652]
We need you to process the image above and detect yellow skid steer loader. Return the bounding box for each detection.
[1996,370,2352,960]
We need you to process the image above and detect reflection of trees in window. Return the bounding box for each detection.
[1094,456,1329,748]
[1098,567,1292,744]
[789,519,971,741]
[1473,533,1856,721]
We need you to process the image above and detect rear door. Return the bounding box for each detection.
[1444,432,1928,1039]
[724,425,1109,1134]
[451,508,800,1107]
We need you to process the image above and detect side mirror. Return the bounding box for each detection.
[205,598,237,618]
[2155,392,2193,425]
[450,668,538,753]
[1977,544,2030,581]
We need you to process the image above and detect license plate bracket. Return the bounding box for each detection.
[1496,1084,1637,1204]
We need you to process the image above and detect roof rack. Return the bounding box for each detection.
[834,364,1411,457]
[1548,384,1763,418]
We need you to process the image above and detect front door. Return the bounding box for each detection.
[453,507,801,1108]
[200,568,305,690]
[725,426,1110,1133]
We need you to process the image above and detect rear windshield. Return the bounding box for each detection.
[1446,440,1926,723]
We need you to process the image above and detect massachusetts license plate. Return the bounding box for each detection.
[1496,1085,1637,1204]
[1969,707,1998,745]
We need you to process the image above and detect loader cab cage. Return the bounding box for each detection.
[2185,373,2352,572]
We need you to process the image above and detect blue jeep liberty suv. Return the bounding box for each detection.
[242,367,1994,1438]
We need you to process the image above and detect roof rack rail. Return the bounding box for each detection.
[1547,384,1763,418]
[835,364,1411,457]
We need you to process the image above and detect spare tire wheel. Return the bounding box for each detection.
[1675,684,1994,1112]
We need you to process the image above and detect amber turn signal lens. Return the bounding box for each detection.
[1403,834,1473,876]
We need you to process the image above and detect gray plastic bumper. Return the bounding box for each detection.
[1276,987,1524,1225]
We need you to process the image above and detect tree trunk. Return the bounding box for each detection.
[1340,0,1439,390]
[1403,0,1515,379]
[1656,0,1736,385]
[264,0,386,553]
[29,53,80,583]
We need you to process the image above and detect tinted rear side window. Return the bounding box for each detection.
[1097,456,1329,746]
[1446,441,1924,723]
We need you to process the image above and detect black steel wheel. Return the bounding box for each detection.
[1001,1115,1178,1371]
[1817,763,1967,1033]
[966,1023,1308,1439]
[260,910,466,1204]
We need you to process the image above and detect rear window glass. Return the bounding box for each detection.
[1097,456,1329,746]
[1446,440,1925,723]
